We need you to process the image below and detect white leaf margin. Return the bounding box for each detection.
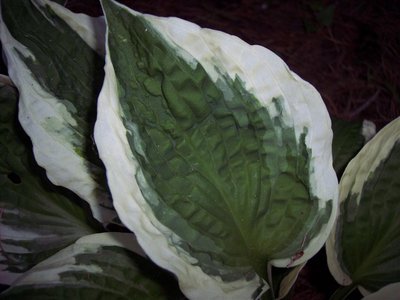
[326,117,400,287]
[6,232,145,288]
[277,263,306,300]
[0,0,115,225]
[95,0,338,298]
[361,282,400,300]
[46,0,106,56]
[142,8,338,268]
[96,32,266,300]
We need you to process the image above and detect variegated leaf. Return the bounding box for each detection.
[0,75,98,285]
[0,0,116,226]
[327,117,400,297]
[0,233,183,299]
[95,0,338,298]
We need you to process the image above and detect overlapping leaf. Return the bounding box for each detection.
[0,0,116,226]
[331,118,375,177]
[95,0,337,298]
[0,76,98,285]
[0,233,183,300]
[362,283,400,300]
[327,117,400,297]
[267,263,305,300]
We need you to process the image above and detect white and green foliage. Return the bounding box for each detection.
[0,74,183,299]
[327,117,400,298]
[1,233,183,300]
[1,0,399,299]
[95,0,337,298]
[0,77,98,285]
[361,283,400,300]
[0,0,116,226]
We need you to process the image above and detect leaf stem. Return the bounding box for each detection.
[267,263,275,299]
[329,284,357,300]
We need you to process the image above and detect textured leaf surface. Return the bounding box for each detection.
[0,76,97,285]
[0,233,183,300]
[0,0,116,225]
[96,0,337,298]
[327,117,400,293]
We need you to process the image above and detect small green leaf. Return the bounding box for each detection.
[0,76,99,285]
[0,0,116,226]
[0,233,184,300]
[327,117,400,294]
[331,118,365,177]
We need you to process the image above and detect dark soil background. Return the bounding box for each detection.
[1,0,399,299]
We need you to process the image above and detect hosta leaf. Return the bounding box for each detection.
[95,0,337,298]
[331,118,376,177]
[275,263,305,299]
[0,76,98,285]
[326,117,400,295]
[362,283,400,300]
[263,263,305,300]
[0,0,116,226]
[0,233,184,299]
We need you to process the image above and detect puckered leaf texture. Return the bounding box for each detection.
[0,0,117,226]
[96,0,337,298]
[327,117,400,294]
